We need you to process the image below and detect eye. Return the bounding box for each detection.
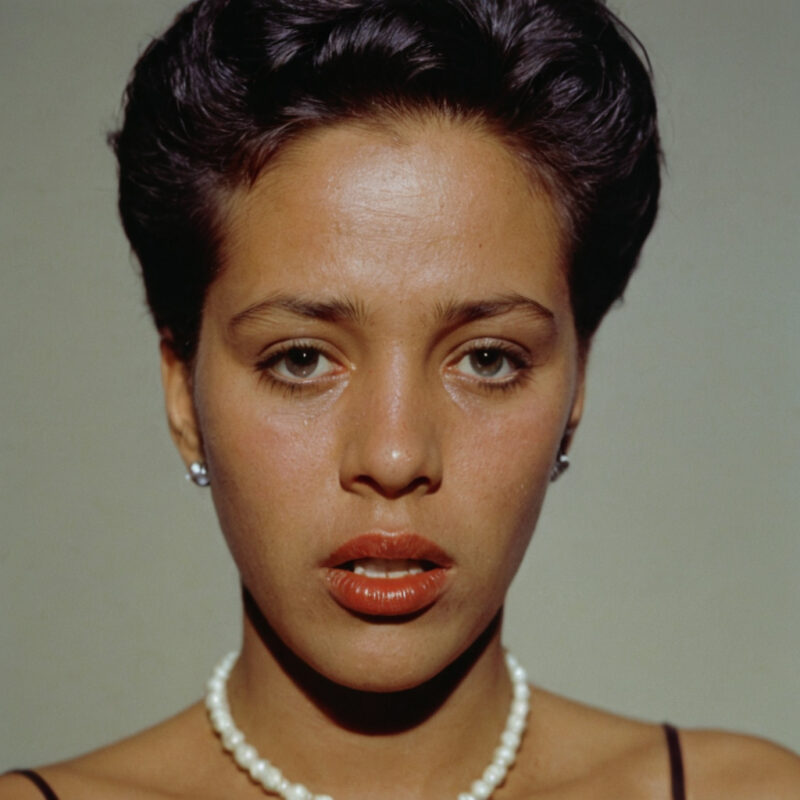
[454,347,518,380]
[266,345,337,381]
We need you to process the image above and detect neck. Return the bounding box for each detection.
[224,587,514,799]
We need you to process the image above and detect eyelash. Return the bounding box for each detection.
[449,340,534,393]
[255,341,340,395]
[254,339,534,395]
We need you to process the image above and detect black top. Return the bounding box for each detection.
[9,723,687,799]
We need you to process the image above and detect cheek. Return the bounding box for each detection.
[446,403,562,566]
[195,379,341,561]
[450,393,563,491]
[196,354,333,479]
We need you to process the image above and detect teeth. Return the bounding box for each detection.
[352,558,425,578]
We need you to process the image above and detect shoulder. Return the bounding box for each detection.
[516,690,675,796]
[680,728,800,799]
[519,689,800,799]
[0,703,227,800]
[0,772,50,800]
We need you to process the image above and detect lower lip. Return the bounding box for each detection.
[325,568,448,616]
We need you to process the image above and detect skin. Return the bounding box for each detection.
[3,118,798,800]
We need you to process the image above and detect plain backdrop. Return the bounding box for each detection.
[1,0,798,767]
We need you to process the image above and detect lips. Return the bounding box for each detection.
[323,533,452,616]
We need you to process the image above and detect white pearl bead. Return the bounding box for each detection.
[511,699,528,716]
[315,795,335,800]
[513,683,530,700]
[482,763,506,786]
[234,743,257,768]
[494,744,515,767]
[507,714,526,734]
[213,715,232,736]
[222,729,244,750]
[249,759,268,781]
[458,794,476,800]
[501,730,520,749]
[470,779,492,799]
[286,784,311,800]
[261,765,283,790]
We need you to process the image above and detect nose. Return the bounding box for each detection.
[339,360,443,499]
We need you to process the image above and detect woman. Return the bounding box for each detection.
[3,0,798,797]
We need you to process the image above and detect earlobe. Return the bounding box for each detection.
[159,338,203,466]
[551,369,586,482]
[567,370,586,438]
[564,362,587,449]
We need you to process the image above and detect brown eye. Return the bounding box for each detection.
[271,347,335,380]
[471,349,505,377]
[456,348,515,379]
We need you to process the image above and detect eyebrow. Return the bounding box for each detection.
[229,293,368,331]
[433,293,555,327]
[229,290,555,332]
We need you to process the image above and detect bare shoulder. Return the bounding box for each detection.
[516,688,677,796]
[0,703,229,800]
[680,728,800,799]
[518,688,800,799]
[0,772,49,800]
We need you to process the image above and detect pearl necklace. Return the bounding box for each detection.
[206,650,530,800]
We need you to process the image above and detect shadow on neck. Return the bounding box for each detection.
[242,584,503,736]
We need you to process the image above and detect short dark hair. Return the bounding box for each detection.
[111,0,661,361]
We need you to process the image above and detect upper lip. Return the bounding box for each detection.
[322,532,453,569]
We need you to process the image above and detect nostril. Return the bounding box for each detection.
[406,475,436,494]
[352,473,435,499]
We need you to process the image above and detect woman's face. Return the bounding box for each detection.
[164,118,584,691]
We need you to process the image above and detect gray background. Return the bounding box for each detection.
[1,0,798,767]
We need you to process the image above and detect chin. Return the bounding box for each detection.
[244,577,504,696]
[316,639,452,693]
[304,605,504,696]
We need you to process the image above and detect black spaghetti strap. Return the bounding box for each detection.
[7,770,60,800]
[662,723,686,800]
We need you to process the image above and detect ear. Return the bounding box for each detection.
[160,338,203,466]
[564,359,586,450]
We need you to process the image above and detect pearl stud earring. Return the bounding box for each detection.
[186,461,210,487]
[550,452,570,482]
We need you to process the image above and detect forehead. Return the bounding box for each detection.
[214,117,568,313]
